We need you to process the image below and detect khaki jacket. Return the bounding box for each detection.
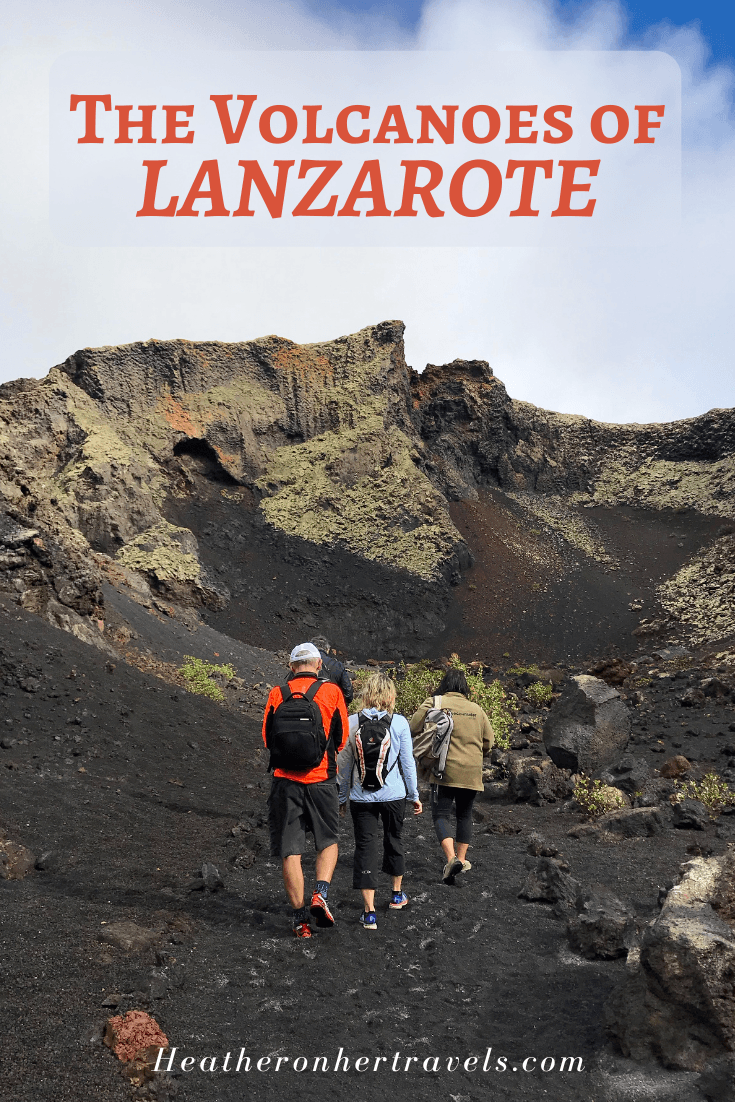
[410,692,494,792]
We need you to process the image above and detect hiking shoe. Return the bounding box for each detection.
[359,911,378,930]
[309,891,335,928]
[293,922,312,939]
[389,891,409,909]
[461,861,472,873]
[442,857,463,884]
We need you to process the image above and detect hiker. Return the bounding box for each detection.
[410,669,494,885]
[262,642,349,939]
[310,634,354,705]
[338,672,422,931]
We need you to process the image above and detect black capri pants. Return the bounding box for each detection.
[349,799,406,889]
[431,785,476,845]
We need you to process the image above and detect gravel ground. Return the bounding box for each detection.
[2,595,734,1102]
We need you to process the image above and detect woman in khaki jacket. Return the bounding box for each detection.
[410,669,494,884]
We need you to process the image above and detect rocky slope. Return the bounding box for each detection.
[1,321,734,661]
[3,592,735,1102]
[3,321,735,1102]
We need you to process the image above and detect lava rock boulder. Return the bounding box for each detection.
[606,856,735,1071]
[518,855,580,907]
[543,675,631,773]
[567,884,636,960]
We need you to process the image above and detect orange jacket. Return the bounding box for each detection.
[262,673,349,784]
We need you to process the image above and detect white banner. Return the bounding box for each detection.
[50,50,680,247]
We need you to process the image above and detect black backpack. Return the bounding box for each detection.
[266,680,327,773]
[355,713,397,791]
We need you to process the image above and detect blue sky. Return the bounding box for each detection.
[313,0,735,62]
[625,1,735,62]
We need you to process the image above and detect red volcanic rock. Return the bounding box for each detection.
[103,1010,168,1063]
[660,754,692,779]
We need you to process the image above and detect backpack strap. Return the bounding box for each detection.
[383,714,398,780]
[280,678,321,702]
[357,711,392,729]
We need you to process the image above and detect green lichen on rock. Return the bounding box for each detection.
[508,493,615,566]
[257,423,460,579]
[52,377,165,498]
[591,455,735,517]
[658,533,735,644]
[115,521,201,583]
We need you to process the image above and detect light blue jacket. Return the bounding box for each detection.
[337,709,420,804]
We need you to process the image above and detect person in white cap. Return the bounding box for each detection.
[262,642,349,938]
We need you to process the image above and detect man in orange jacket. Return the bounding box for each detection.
[262,642,349,938]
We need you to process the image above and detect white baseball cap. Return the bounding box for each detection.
[289,642,321,663]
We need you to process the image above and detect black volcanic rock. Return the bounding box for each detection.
[567,884,636,960]
[543,676,631,773]
[4,593,735,1098]
[1,320,735,661]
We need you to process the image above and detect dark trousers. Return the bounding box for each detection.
[349,800,406,889]
[431,785,476,845]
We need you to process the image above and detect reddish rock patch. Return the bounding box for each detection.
[103,1010,168,1063]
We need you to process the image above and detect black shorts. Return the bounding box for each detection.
[268,777,339,858]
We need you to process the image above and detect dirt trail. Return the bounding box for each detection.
[2,595,733,1101]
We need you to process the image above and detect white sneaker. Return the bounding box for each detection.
[442,858,463,884]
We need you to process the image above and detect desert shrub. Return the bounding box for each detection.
[507,664,542,677]
[179,655,236,701]
[574,776,626,819]
[393,660,440,717]
[673,772,735,815]
[348,667,376,713]
[393,654,517,750]
[480,679,517,751]
[525,681,554,707]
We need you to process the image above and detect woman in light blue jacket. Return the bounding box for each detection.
[338,672,422,931]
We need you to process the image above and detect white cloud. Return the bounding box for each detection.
[0,0,733,424]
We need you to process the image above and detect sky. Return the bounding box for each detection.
[316,0,735,62]
[0,0,733,425]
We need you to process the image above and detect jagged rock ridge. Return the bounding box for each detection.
[1,321,734,658]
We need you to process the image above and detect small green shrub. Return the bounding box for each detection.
[673,772,735,815]
[393,654,517,750]
[574,776,626,819]
[507,664,542,677]
[525,681,554,707]
[179,655,236,701]
[348,666,376,714]
[393,659,441,718]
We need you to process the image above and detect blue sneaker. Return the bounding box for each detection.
[359,910,378,930]
[389,891,409,909]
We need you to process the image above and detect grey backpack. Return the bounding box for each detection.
[412,696,454,782]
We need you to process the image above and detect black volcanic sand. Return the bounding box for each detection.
[162,472,723,666]
[3,598,735,1100]
[444,491,724,664]
[163,483,444,664]
[101,582,285,685]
